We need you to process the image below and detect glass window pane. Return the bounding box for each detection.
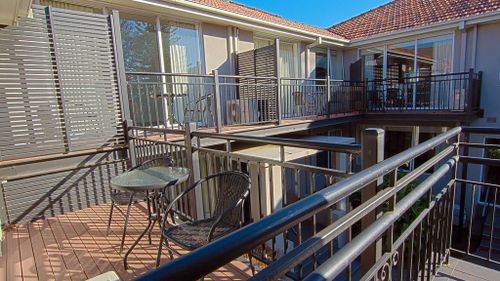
[254,37,272,49]
[387,41,415,80]
[416,35,453,75]
[329,51,343,80]
[279,42,297,78]
[314,49,328,79]
[120,17,159,72]
[360,47,384,81]
[161,21,201,74]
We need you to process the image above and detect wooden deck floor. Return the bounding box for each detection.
[0,203,252,281]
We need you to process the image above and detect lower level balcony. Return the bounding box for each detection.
[0,202,253,280]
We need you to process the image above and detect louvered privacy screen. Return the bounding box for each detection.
[237,45,277,121]
[0,5,123,161]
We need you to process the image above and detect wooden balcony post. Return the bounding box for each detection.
[212,70,223,133]
[184,122,201,219]
[360,128,385,275]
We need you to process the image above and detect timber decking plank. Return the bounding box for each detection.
[47,217,87,281]
[55,215,101,279]
[70,208,135,281]
[16,225,39,281]
[5,227,23,281]
[27,222,53,280]
[0,204,252,280]
[64,211,113,277]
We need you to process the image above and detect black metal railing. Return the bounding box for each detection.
[125,70,482,132]
[127,124,361,236]
[366,69,482,112]
[137,125,500,280]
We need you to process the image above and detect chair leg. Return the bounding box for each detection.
[165,238,174,260]
[248,251,255,275]
[148,219,156,245]
[156,234,164,267]
[120,193,134,253]
[146,194,153,244]
[107,202,114,235]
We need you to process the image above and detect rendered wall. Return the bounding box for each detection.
[202,22,230,74]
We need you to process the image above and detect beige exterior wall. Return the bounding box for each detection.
[238,29,254,53]
[202,22,230,74]
[471,21,500,128]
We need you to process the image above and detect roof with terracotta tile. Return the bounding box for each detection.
[328,0,500,40]
[185,0,347,40]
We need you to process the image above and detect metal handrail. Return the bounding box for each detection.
[134,127,462,281]
[192,131,362,154]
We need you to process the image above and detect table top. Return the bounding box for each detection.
[111,166,190,191]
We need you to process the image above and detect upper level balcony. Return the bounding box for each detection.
[124,69,482,134]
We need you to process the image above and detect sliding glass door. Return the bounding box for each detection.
[416,35,453,108]
[360,34,453,110]
[120,15,203,127]
[160,21,203,124]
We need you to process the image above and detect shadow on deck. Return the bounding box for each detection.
[0,203,252,280]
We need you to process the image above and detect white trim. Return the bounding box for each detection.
[326,47,331,78]
[198,23,207,74]
[96,0,348,44]
[460,29,467,72]
[471,25,478,69]
[227,26,235,75]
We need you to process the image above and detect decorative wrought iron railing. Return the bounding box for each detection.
[134,126,500,281]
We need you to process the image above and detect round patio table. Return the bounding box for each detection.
[111,166,190,269]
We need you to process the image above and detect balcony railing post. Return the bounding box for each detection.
[275,38,282,125]
[212,70,223,133]
[364,79,368,113]
[326,75,331,116]
[360,128,385,275]
[467,68,474,113]
[184,122,200,219]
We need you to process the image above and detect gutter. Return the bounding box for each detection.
[151,0,349,44]
[349,9,500,47]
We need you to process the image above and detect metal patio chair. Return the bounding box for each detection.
[107,156,174,253]
[184,93,215,128]
[155,171,252,272]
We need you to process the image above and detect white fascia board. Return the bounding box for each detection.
[101,0,348,45]
[349,10,500,47]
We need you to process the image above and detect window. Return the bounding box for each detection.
[387,41,415,81]
[279,42,298,78]
[315,50,328,79]
[359,34,453,80]
[360,47,384,81]
[120,17,160,72]
[161,21,202,74]
[254,37,272,49]
[329,51,343,80]
[416,35,453,75]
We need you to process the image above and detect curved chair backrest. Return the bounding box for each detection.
[133,155,174,171]
[210,171,251,227]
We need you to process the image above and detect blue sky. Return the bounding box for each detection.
[234,0,391,28]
